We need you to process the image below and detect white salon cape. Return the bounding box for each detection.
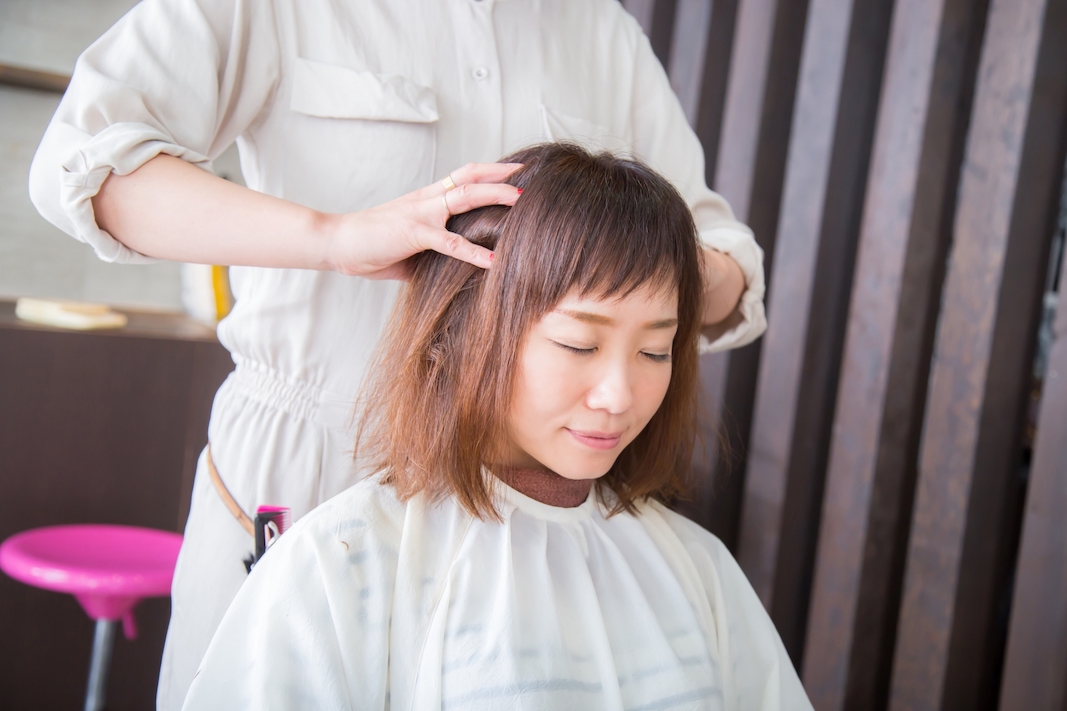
[29,0,769,708]
[183,477,810,710]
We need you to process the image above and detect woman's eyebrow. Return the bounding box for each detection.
[645,318,679,330]
[557,309,613,325]
[555,309,678,329]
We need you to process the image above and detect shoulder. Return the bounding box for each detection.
[636,501,770,623]
[635,501,813,710]
[630,501,765,643]
[289,474,408,545]
[636,500,736,568]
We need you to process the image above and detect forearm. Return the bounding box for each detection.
[92,154,334,270]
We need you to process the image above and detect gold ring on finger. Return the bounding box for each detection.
[441,173,457,191]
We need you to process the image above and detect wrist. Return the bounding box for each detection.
[308,209,344,272]
[700,248,745,326]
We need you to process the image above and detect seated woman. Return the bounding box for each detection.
[182,143,811,710]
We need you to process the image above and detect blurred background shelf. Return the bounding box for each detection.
[0,300,233,711]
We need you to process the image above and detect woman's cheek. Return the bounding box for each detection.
[522,341,584,414]
[637,365,673,423]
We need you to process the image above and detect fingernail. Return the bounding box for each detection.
[516,188,523,194]
[489,252,495,262]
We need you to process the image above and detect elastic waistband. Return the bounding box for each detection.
[222,361,357,432]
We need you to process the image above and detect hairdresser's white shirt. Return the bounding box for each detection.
[183,476,810,711]
[31,0,766,406]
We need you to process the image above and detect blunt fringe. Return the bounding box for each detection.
[356,142,703,519]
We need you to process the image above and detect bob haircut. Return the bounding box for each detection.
[357,142,703,520]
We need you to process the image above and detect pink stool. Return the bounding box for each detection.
[0,525,182,711]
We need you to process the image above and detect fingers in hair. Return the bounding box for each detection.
[440,183,521,216]
[447,162,523,187]
[425,228,494,269]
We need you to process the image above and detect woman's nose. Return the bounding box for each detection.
[585,362,633,414]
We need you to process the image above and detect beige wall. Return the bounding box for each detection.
[0,0,242,311]
[0,0,139,74]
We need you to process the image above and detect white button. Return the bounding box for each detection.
[472,66,490,81]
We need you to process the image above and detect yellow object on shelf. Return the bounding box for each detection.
[14,298,128,330]
[182,264,233,324]
[211,265,234,320]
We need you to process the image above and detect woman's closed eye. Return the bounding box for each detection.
[552,340,596,355]
[551,340,672,364]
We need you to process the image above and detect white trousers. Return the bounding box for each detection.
[156,363,363,711]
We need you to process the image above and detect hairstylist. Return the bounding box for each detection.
[29,1,767,709]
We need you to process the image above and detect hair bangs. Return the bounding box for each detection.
[495,144,698,319]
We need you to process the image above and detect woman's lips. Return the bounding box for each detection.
[567,429,623,451]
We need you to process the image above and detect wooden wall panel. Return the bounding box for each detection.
[621,0,657,34]
[693,0,811,551]
[738,0,855,609]
[667,0,715,125]
[622,0,679,66]
[619,1,1067,704]
[737,0,895,663]
[889,0,1067,707]
[714,0,780,222]
[1000,179,1067,709]
[802,0,988,708]
[659,0,750,543]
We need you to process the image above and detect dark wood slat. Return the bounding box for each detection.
[667,0,715,125]
[1000,192,1067,708]
[622,0,679,67]
[737,0,895,664]
[687,0,812,551]
[670,0,755,533]
[649,0,681,68]
[889,0,1067,707]
[688,0,740,182]
[802,0,988,708]
[632,0,740,190]
[622,0,657,35]
[659,0,751,544]
[660,0,724,535]
[714,0,782,221]
[666,0,740,176]
[739,0,856,611]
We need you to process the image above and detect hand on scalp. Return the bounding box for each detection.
[324,162,522,280]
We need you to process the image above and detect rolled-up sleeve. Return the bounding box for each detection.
[627,25,767,353]
[28,0,280,263]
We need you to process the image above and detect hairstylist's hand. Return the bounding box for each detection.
[325,162,522,280]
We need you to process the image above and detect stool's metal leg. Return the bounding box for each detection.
[84,619,117,711]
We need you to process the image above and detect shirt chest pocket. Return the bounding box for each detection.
[285,58,438,212]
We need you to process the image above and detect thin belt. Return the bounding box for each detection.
[205,444,254,537]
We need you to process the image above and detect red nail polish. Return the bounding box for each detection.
[516,188,523,194]
[489,252,495,262]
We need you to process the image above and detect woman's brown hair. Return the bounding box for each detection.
[356,142,703,519]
